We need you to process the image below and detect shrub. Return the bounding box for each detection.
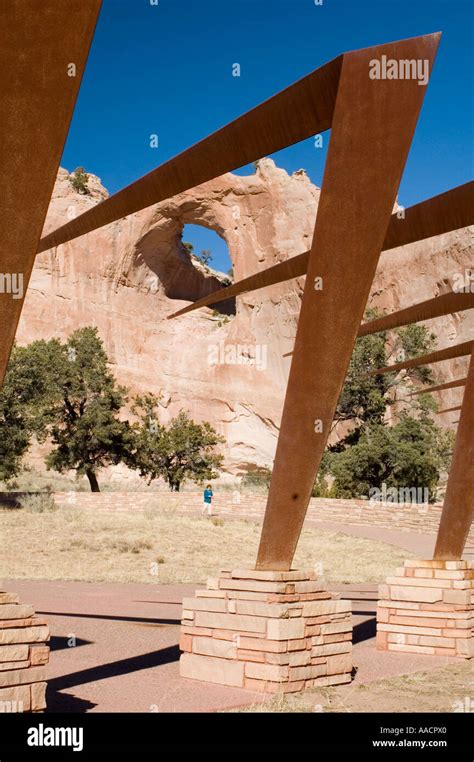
[70,167,91,195]
[20,492,57,513]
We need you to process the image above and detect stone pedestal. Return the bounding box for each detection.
[376,560,473,658]
[179,569,352,693]
[0,592,50,712]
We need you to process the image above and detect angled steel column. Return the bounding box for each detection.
[434,349,474,559]
[0,0,102,386]
[256,33,441,570]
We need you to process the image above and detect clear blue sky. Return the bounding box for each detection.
[62,0,473,271]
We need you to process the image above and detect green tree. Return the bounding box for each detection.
[0,349,32,481]
[0,340,64,482]
[333,310,436,436]
[132,396,224,491]
[70,167,90,195]
[328,415,454,502]
[41,327,133,491]
[316,311,449,500]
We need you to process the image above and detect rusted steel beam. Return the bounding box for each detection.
[410,377,467,396]
[435,405,462,414]
[368,340,473,377]
[37,57,343,253]
[256,33,441,570]
[284,292,474,359]
[167,253,310,319]
[359,292,474,338]
[434,350,474,559]
[383,180,473,251]
[167,184,474,321]
[0,0,102,386]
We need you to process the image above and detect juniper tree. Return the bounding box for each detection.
[0,340,63,482]
[315,311,449,499]
[131,396,224,491]
[42,327,133,491]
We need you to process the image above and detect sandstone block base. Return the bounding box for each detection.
[179,569,353,693]
[376,560,473,658]
[0,592,50,712]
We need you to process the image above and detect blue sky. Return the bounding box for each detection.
[62,0,473,271]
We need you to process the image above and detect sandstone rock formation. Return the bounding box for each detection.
[16,160,473,479]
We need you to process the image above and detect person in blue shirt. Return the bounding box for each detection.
[202,484,213,517]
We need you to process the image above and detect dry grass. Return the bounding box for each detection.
[1,503,411,585]
[232,663,473,713]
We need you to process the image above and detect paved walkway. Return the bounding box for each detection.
[9,578,463,713]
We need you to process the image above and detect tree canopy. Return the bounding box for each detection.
[131,395,224,491]
[316,312,452,502]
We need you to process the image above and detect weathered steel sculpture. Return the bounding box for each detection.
[0,0,102,387]
[7,27,471,568]
[33,33,450,570]
[2,4,471,694]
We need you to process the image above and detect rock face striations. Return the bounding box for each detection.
[17,159,473,475]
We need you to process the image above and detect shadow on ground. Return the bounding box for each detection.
[38,610,180,626]
[352,616,376,645]
[48,644,180,691]
[50,635,92,651]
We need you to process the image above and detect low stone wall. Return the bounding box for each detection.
[49,491,474,540]
[2,491,473,546]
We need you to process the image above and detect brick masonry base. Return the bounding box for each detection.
[179,569,353,693]
[0,592,50,712]
[376,560,473,658]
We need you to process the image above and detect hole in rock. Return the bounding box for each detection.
[182,224,234,279]
[180,224,235,316]
[137,221,236,316]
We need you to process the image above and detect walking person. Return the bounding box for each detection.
[202,484,214,517]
